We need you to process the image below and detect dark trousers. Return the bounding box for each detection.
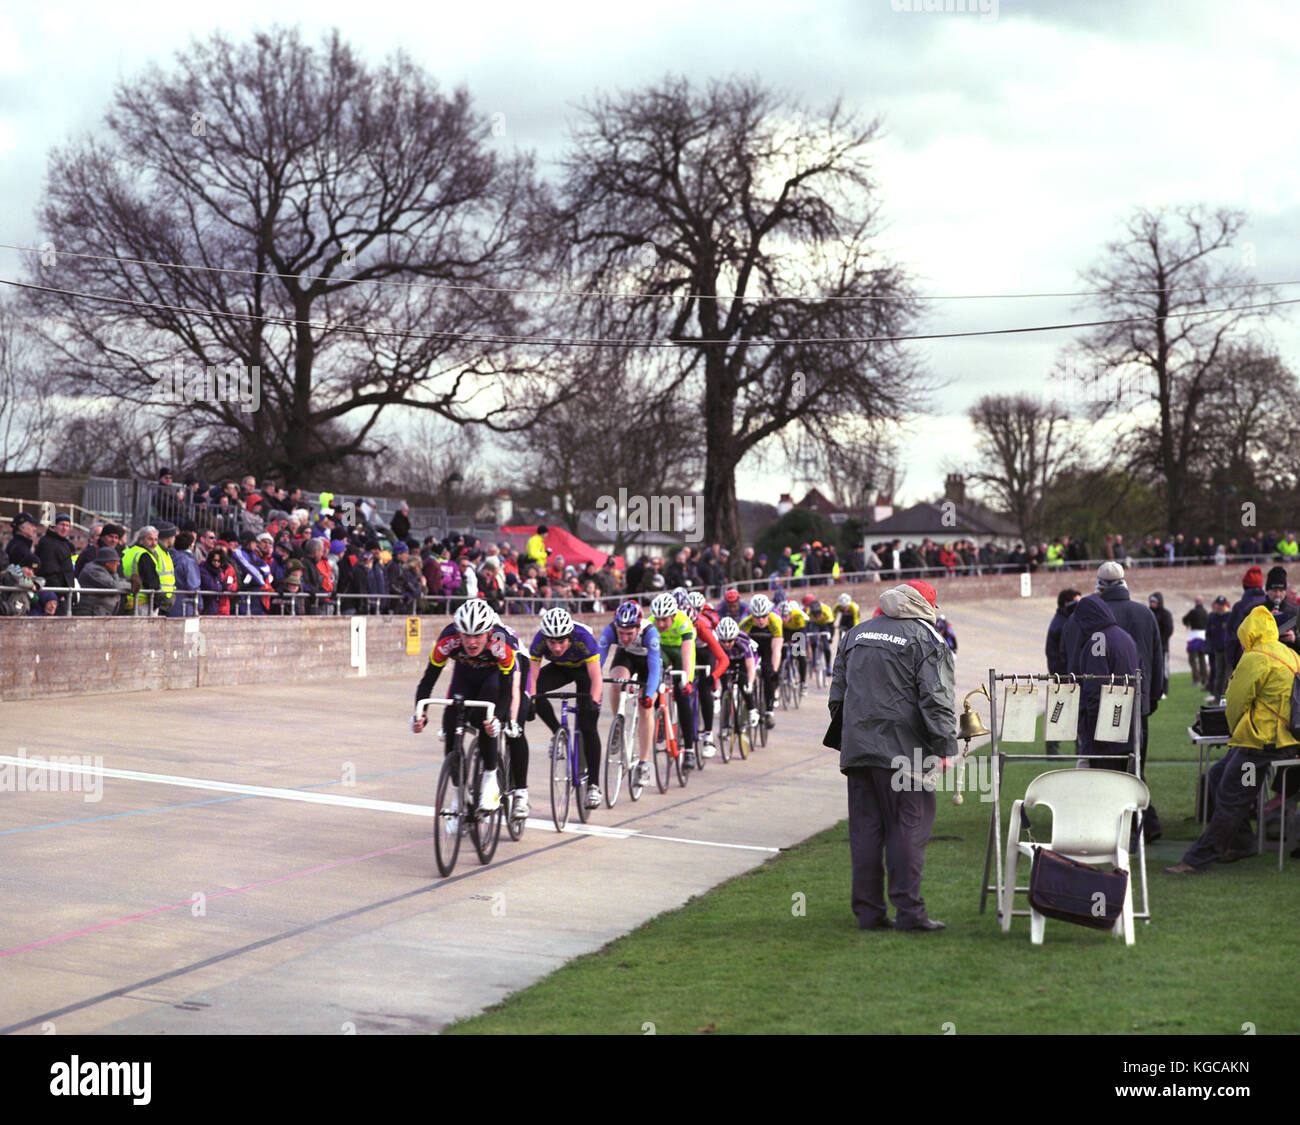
[846,766,936,928]
[1183,746,1276,868]
[1207,651,1227,698]
[1188,650,1208,686]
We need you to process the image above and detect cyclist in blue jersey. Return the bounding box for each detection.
[526,606,605,808]
[598,599,663,788]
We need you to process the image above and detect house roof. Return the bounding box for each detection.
[866,501,1020,539]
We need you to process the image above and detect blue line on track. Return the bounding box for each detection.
[0,761,436,836]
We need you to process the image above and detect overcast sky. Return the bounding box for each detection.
[2,0,1296,508]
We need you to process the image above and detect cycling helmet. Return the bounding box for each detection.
[540,606,575,639]
[650,592,679,619]
[715,617,739,642]
[614,600,642,628]
[837,592,852,607]
[688,591,706,611]
[801,593,816,607]
[673,587,691,610]
[724,589,740,603]
[810,601,824,616]
[780,601,794,619]
[453,599,495,636]
[749,594,772,617]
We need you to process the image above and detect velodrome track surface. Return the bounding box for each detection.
[0,595,1188,1035]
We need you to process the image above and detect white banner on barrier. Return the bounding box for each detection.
[999,681,1039,743]
[1094,684,1134,742]
[1043,681,1080,741]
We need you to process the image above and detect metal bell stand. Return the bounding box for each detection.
[975,668,1150,926]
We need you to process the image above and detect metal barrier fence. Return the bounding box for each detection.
[12,586,419,618]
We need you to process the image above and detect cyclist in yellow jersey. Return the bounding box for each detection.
[780,601,809,694]
[834,592,860,661]
[804,598,834,676]
[739,594,783,729]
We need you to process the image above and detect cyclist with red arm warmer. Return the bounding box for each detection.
[526,607,605,808]
[687,590,730,758]
[412,599,518,811]
[651,590,700,767]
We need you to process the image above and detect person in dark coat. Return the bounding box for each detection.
[1205,595,1232,700]
[1226,565,1268,670]
[1063,561,1163,840]
[1147,591,1174,698]
[1261,566,1298,655]
[35,513,76,608]
[6,513,42,570]
[390,503,411,545]
[1068,594,1141,760]
[1182,595,1210,687]
[1045,588,1081,753]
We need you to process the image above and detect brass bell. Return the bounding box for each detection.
[958,685,991,742]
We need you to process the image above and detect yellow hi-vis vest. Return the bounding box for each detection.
[121,544,175,609]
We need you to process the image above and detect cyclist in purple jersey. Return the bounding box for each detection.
[527,607,605,807]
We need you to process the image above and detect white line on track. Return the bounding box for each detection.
[0,756,779,855]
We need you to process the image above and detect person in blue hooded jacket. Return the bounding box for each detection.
[1068,594,1141,760]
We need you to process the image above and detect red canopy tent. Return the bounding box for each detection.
[500,525,624,570]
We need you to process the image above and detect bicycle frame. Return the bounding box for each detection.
[544,690,591,830]
[414,695,498,875]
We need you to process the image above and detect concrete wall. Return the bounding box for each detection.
[0,564,1262,701]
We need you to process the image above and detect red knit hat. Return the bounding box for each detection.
[1243,566,1264,589]
[904,579,939,607]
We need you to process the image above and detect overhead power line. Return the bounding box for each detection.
[0,241,1293,306]
[2,275,1296,349]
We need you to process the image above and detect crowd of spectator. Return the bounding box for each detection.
[867,529,1298,580]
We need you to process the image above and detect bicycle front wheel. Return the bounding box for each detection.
[574,730,591,824]
[433,751,464,877]
[605,715,626,807]
[469,739,501,865]
[550,727,572,831]
[718,690,733,763]
[653,709,671,794]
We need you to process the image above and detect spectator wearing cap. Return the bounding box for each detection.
[386,543,421,613]
[168,531,203,617]
[1062,561,1164,841]
[35,513,75,607]
[829,579,955,932]
[525,525,549,568]
[1227,565,1269,671]
[1260,566,1298,654]
[75,548,131,616]
[1045,588,1082,754]
[230,531,273,615]
[75,523,126,579]
[272,559,306,614]
[1205,595,1233,700]
[298,537,335,614]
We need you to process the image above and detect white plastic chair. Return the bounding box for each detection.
[1001,770,1150,946]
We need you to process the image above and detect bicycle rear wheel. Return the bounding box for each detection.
[550,727,571,831]
[605,714,626,807]
[653,708,671,793]
[469,739,501,865]
[433,751,464,877]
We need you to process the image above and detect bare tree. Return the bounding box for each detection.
[502,351,702,552]
[1072,205,1282,533]
[963,394,1085,542]
[24,26,557,483]
[779,421,903,515]
[0,298,56,471]
[551,76,927,549]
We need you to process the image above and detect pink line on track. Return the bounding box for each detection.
[1,836,433,958]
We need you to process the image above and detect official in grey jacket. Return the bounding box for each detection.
[829,579,956,932]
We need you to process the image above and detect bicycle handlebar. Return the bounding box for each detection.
[414,696,493,718]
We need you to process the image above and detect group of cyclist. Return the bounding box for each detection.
[412,584,864,818]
